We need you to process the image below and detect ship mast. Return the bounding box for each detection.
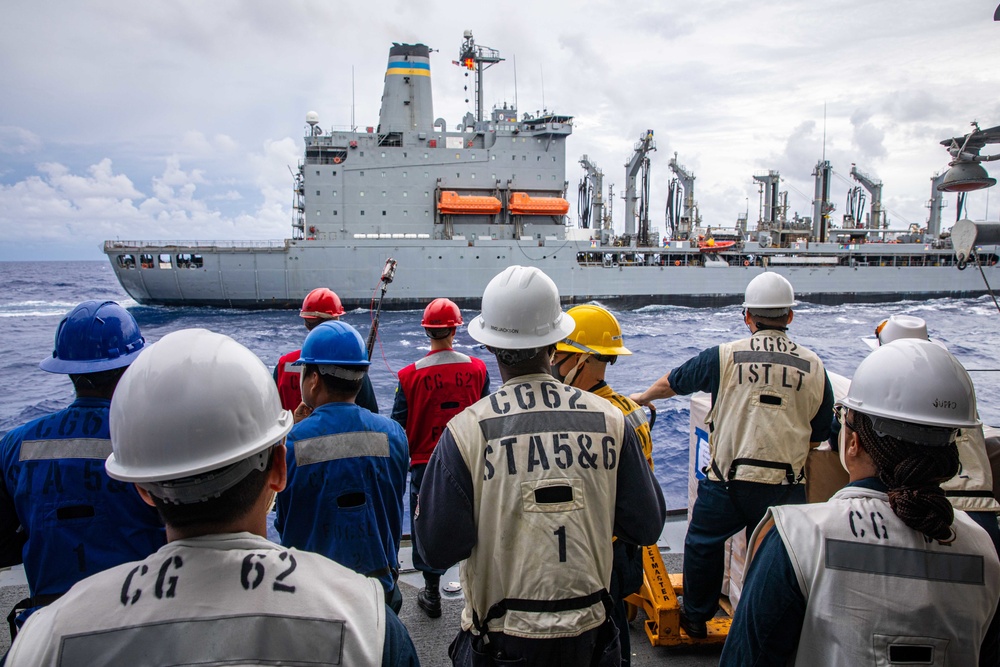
[456,30,504,124]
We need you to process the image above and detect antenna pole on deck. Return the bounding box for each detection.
[366,258,397,360]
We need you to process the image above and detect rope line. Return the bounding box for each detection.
[974,252,1000,315]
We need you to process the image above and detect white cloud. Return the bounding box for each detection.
[0,126,41,155]
[0,143,295,259]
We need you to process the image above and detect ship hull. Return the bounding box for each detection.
[104,238,1000,310]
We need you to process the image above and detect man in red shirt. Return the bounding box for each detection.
[391,298,490,617]
[275,288,378,415]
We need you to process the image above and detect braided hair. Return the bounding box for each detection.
[854,412,960,542]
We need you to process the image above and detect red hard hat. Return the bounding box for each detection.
[300,288,345,319]
[421,298,462,328]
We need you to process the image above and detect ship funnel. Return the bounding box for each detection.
[378,43,434,134]
[938,161,997,193]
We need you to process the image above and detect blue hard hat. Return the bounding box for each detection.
[39,300,146,374]
[296,320,370,367]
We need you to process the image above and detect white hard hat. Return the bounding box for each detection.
[742,273,796,310]
[838,338,979,445]
[468,266,575,349]
[106,329,294,485]
[863,315,943,351]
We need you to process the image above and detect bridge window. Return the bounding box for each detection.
[175,253,203,269]
[116,254,135,269]
[139,254,155,269]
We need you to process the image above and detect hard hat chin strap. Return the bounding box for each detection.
[141,448,272,505]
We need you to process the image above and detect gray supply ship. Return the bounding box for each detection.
[103,32,1000,310]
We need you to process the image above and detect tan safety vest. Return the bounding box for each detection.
[706,330,825,484]
[5,533,386,666]
[594,383,653,469]
[447,373,625,639]
[761,487,1000,667]
[944,426,1000,512]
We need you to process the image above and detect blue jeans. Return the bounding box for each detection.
[410,463,446,578]
[682,478,805,622]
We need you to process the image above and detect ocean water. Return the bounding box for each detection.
[3,260,1000,517]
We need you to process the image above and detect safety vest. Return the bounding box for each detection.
[762,486,1000,667]
[275,349,303,411]
[0,399,165,607]
[275,402,409,594]
[4,534,385,666]
[593,383,653,469]
[396,349,488,465]
[944,426,1000,512]
[446,373,625,639]
[706,330,825,484]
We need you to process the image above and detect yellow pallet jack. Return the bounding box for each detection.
[624,544,731,646]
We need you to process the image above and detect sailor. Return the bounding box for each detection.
[391,298,490,618]
[274,287,379,416]
[721,339,1000,666]
[863,314,1000,553]
[4,329,419,666]
[551,304,654,666]
[274,320,409,612]
[630,272,834,639]
[415,265,666,667]
[0,301,165,635]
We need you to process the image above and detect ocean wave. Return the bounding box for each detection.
[0,300,81,318]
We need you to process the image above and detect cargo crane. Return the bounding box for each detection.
[812,160,835,242]
[579,156,615,245]
[752,171,784,247]
[843,186,866,229]
[926,172,947,238]
[455,30,504,124]
[578,155,603,230]
[850,164,886,230]
[667,153,700,241]
[624,130,656,246]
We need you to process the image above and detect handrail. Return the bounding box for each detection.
[104,240,287,250]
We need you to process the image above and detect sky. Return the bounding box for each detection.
[2,1,1000,260]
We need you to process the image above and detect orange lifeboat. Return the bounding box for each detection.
[437,191,502,215]
[509,192,571,216]
[699,239,736,253]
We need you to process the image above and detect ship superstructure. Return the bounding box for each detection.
[104,34,1000,310]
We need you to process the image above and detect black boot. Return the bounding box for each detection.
[417,575,442,618]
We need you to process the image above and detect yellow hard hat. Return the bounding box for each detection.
[555,305,632,356]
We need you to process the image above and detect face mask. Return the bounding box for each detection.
[553,354,587,386]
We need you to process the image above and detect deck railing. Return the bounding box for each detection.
[104,240,287,251]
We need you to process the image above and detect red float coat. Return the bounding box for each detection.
[275,349,304,411]
[392,349,489,465]
[274,348,379,414]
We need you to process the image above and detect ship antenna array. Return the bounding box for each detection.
[455,30,504,123]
